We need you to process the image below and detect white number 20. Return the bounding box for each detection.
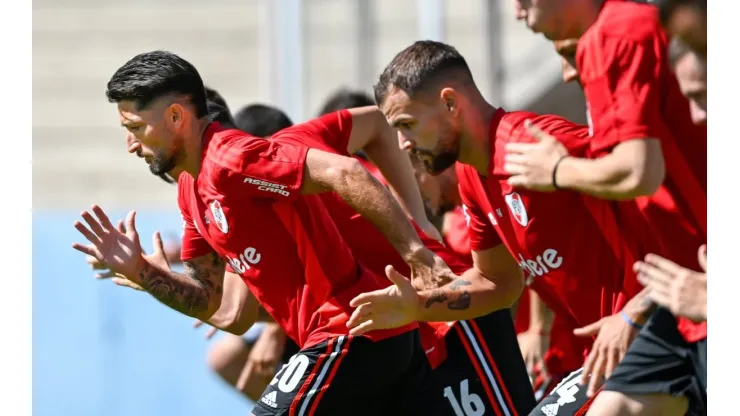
[443,379,485,416]
[269,354,310,393]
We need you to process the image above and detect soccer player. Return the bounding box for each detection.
[345,40,650,414]
[272,110,536,415]
[511,1,707,414]
[74,50,459,416]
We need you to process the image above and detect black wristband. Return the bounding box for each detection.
[552,155,569,190]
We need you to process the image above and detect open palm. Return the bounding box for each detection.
[72,205,143,279]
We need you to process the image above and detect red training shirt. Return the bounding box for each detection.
[577,0,707,342]
[457,109,642,357]
[270,110,471,367]
[177,122,416,348]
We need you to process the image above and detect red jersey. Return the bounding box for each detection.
[177,122,415,348]
[270,110,471,367]
[442,207,474,266]
[578,0,707,342]
[457,110,642,356]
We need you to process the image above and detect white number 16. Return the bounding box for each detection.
[443,379,485,416]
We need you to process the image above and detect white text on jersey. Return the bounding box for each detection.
[244,177,290,197]
[518,249,563,280]
[228,247,262,273]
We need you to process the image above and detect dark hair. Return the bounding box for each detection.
[318,88,375,115]
[652,0,706,25]
[374,40,473,106]
[106,50,209,118]
[233,104,294,137]
[205,86,230,113]
[207,100,236,128]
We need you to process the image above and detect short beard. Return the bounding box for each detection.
[149,154,177,176]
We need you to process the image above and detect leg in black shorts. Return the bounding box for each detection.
[251,329,446,416]
[529,368,595,416]
[601,307,707,415]
[434,309,536,415]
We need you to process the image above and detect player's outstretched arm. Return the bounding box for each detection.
[72,206,227,321]
[204,271,259,335]
[415,244,524,321]
[505,120,665,199]
[344,106,439,240]
[554,139,665,199]
[302,148,454,288]
[136,252,226,321]
[347,244,523,334]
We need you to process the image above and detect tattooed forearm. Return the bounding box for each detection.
[425,290,448,308]
[448,279,472,310]
[423,280,472,311]
[138,253,225,319]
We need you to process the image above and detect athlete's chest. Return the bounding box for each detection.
[184,180,292,275]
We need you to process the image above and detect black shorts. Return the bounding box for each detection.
[529,368,596,416]
[604,307,707,415]
[252,329,446,416]
[434,309,537,415]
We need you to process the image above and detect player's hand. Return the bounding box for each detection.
[574,313,639,397]
[504,120,568,192]
[192,319,219,340]
[517,329,550,380]
[72,206,144,280]
[239,323,286,389]
[634,246,707,323]
[408,250,456,291]
[347,265,420,335]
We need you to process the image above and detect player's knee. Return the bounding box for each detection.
[588,391,688,416]
[206,335,251,383]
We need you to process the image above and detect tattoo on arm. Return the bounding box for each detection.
[139,252,225,318]
[425,290,448,308]
[448,280,472,310]
[423,279,472,311]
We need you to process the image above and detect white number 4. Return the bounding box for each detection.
[443,379,485,416]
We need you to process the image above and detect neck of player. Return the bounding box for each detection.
[180,117,214,177]
[457,101,496,176]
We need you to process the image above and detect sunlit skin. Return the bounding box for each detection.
[117,96,209,178]
[553,38,580,85]
[513,0,601,40]
[673,51,707,125]
[379,82,494,177]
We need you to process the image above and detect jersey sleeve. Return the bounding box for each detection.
[455,164,502,252]
[580,36,666,155]
[273,110,354,156]
[525,114,592,158]
[212,135,309,202]
[177,179,215,261]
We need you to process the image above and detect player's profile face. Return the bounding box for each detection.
[382,89,460,176]
[513,0,571,40]
[674,52,707,125]
[117,100,179,177]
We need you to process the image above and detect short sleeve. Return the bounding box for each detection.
[211,135,309,201]
[273,110,354,156]
[177,179,215,261]
[455,164,502,252]
[524,114,591,157]
[579,36,666,155]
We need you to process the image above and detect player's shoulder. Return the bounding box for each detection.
[585,1,661,43]
[500,111,587,140]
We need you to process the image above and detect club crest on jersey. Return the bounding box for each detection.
[209,200,229,233]
[505,192,529,227]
